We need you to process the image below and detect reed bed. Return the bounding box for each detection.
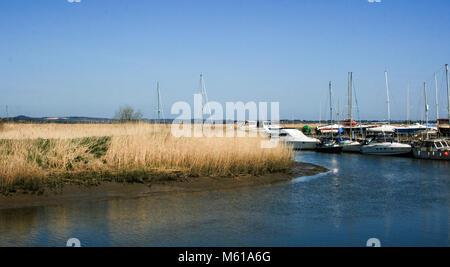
[0,123,293,194]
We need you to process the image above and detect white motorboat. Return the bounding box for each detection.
[238,120,281,136]
[367,124,396,133]
[273,128,320,150]
[262,121,282,136]
[361,135,411,155]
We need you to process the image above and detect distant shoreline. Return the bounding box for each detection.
[0,162,328,210]
[1,116,430,124]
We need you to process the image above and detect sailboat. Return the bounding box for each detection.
[395,81,436,135]
[316,82,344,134]
[316,82,343,153]
[362,71,412,155]
[341,72,362,152]
[413,74,450,160]
[367,71,397,133]
[437,64,450,136]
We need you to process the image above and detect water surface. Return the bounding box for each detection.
[0,152,448,246]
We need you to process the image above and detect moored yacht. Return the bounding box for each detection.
[361,135,411,156]
[273,128,320,150]
[412,139,450,160]
[238,120,281,136]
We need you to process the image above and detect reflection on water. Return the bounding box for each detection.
[0,152,448,246]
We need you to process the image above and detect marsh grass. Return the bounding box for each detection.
[0,123,293,195]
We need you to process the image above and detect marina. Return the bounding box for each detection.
[274,64,450,161]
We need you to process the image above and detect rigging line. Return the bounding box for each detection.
[417,66,446,90]
[352,79,363,136]
[418,65,447,85]
[199,74,213,123]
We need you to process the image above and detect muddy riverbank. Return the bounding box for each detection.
[0,162,328,210]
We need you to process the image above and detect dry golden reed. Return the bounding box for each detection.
[0,123,293,193]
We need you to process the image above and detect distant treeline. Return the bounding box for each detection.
[0,115,430,125]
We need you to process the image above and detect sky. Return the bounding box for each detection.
[1,0,449,120]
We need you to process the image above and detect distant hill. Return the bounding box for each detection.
[2,116,175,124]
[1,116,419,124]
[5,116,115,123]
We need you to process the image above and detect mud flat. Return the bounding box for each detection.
[0,162,328,210]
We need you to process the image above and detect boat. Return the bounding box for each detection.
[316,81,344,135]
[341,120,358,127]
[367,72,397,134]
[238,120,280,136]
[273,128,320,150]
[361,135,412,155]
[316,124,343,134]
[316,137,343,153]
[340,72,362,152]
[238,120,258,132]
[338,138,362,152]
[367,124,396,133]
[394,123,428,134]
[412,139,450,160]
[438,119,450,136]
[316,81,344,153]
[437,64,450,136]
[262,121,282,136]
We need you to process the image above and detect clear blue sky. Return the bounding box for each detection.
[1,0,449,120]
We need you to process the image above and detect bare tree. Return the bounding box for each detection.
[114,105,143,122]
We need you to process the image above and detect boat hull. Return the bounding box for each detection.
[361,144,411,155]
[316,145,343,153]
[285,141,318,150]
[413,149,450,160]
[342,143,362,152]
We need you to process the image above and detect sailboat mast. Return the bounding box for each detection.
[348,72,353,140]
[329,81,333,125]
[329,81,333,137]
[157,81,161,122]
[319,102,322,126]
[407,85,411,124]
[446,64,450,121]
[434,73,439,121]
[385,71,391,124]
[424,82,429,139]
[337,99,341,125]
[200,73,212,120]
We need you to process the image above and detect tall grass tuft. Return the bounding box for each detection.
[0,123,293,194]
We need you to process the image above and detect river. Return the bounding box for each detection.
[0,152,448,246]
